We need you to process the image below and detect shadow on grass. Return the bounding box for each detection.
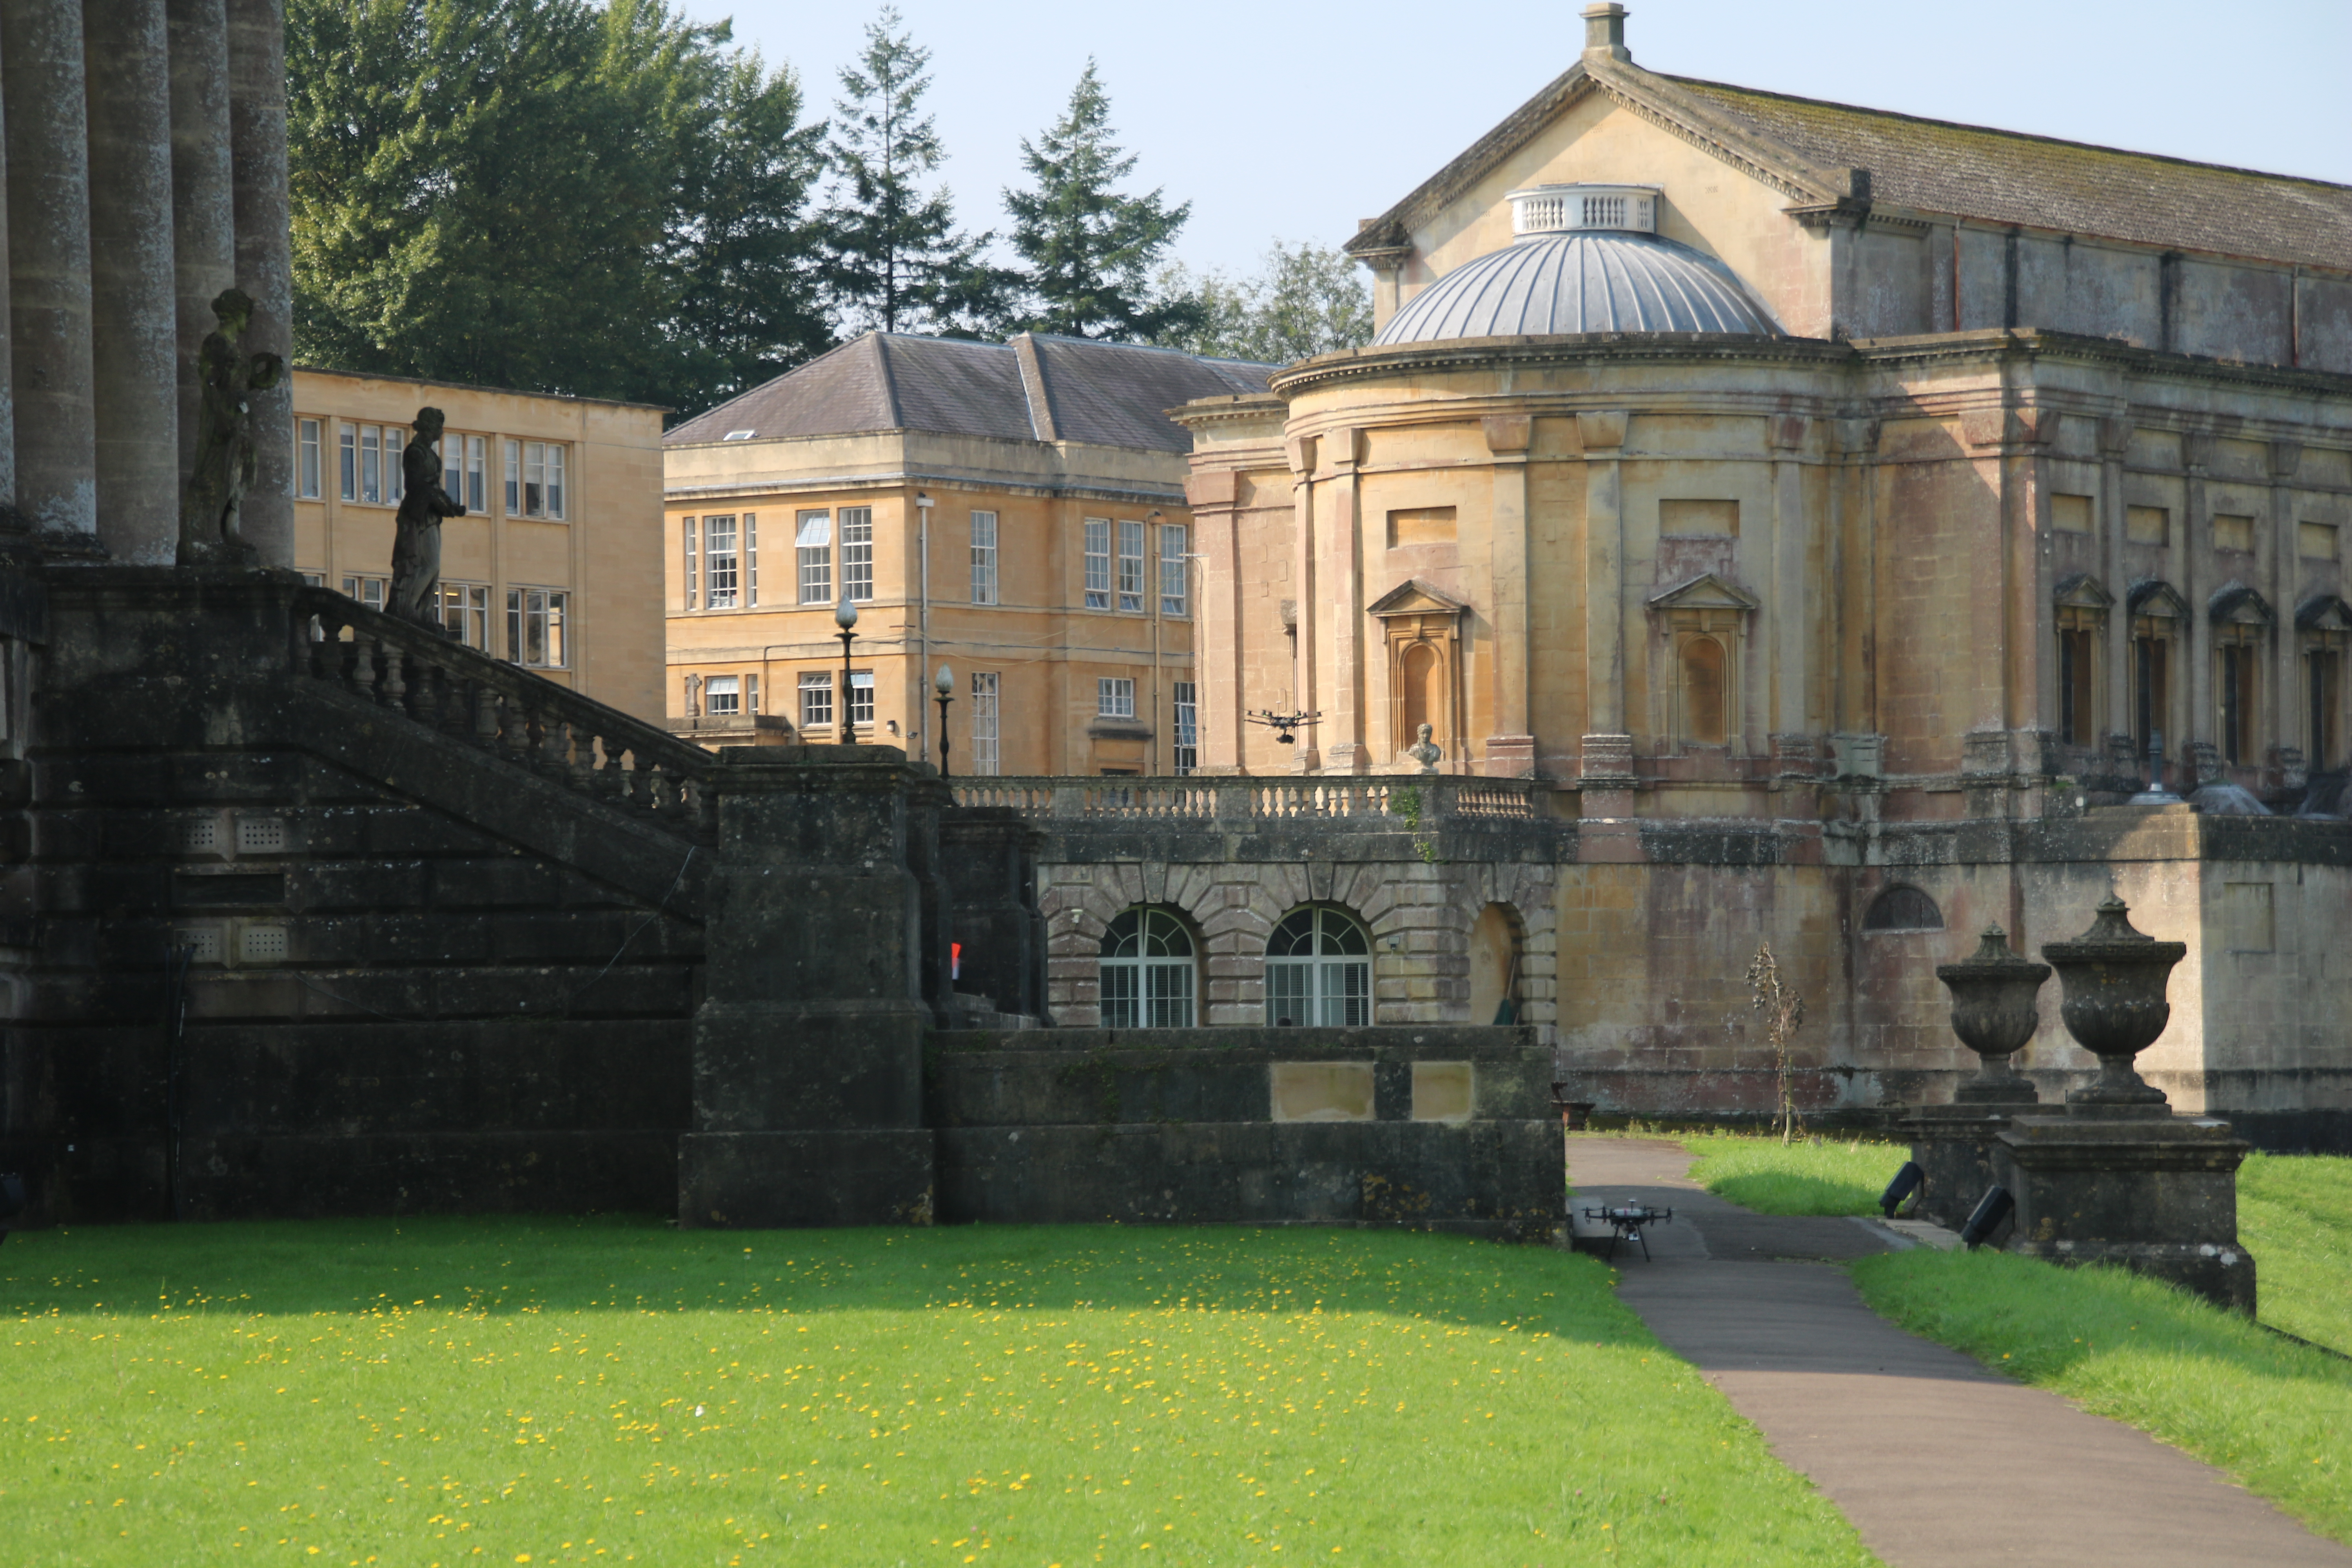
[0,1215,1648,1340]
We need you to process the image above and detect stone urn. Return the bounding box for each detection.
[1934,925,2047,1104]
[2040,896,2186,1114]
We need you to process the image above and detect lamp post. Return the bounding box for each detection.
[935,664,955,777]
[835,594,859,746]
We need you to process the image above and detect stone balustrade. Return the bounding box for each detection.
[950,775,1542,822]
[290,586,715,841]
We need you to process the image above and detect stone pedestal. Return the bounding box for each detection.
[677,744,942,1228]
[1996,1110,2255,1314]
[1904,1102,2025,1231]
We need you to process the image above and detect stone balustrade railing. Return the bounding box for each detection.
[950,775,1544,822]
[290,587,716,841]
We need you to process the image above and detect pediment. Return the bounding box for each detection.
[2126,579,2188,620]
[2209,581,2274,627]
[2298,594,2352,633]
[1367,579,1470,618]
[2053,572,2114,611]
[1646,572,1759,613]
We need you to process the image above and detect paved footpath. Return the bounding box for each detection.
[1574,1137,2352,1568]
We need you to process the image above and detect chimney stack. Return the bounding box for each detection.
[1582,4,1631,61]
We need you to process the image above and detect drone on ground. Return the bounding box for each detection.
[1245,710,1321,746]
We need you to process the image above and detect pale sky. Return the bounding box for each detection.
[703,0,2352,281]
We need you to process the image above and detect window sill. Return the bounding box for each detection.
[1087,719,1152,740]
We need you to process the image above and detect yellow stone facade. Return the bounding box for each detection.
[289,367,666,720]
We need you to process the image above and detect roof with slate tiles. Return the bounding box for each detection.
[1348,55,2352,274]
[666,332,1276,453]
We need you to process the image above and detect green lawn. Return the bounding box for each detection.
[2239,1152,2352,1356]
[1681,1134,1904,1216]
[2,1218,1877,1568]
[1852,1248,2352,1545]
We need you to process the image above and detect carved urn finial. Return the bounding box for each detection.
[1934,924,2048,1104]
[2040,896,2186,1114]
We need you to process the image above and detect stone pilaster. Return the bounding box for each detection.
[1483,414,1535,775]
[1320,427,1368,773]
[225,0,292,567]
[84,0,182,564]
[2,0,99,545]
[1578,410,1628,736]
[1286,434,1319,771]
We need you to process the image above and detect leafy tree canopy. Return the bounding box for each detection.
[820,7,1015,338]
[288,0,828,416]
[1155,241,1374,365]
[1004,61,1198,342]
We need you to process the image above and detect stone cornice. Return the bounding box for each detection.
[663,471,1187,508]
[1853,328,2352,402]
[1268,332,1859,397]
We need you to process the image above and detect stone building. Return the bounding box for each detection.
[662,332,1271,773]
[967,5,2352,1143]
[292,367,666,719]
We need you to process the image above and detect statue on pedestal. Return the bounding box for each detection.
[390,406,468,627]
[178,288,284,565]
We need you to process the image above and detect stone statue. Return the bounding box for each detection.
[389,406,468,626]
[1405,722,1442,775]
[178,287,285,564]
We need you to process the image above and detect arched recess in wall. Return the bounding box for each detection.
[1863,885,1944,933]
[1098,906,1199,1027]
[1265,904,1372,1027]
[1468,902,1524,1024]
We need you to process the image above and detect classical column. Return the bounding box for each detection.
[1577,410,1629,738]
[2182,435,2211,781]
[1185,468,1246,772]
[2269,440,2303,787]
[225,0,291,566]
[1287,434,1319,772]
[2100,416,2132,753]
[168,0,237,495]
[1320,426,1367,773]
[1483,414,1535,776]
[0,39,13,511]
[2,0,98,545]
[84,0,181,563]
[1768,414,1809,744]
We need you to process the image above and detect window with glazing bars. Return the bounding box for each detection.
[506,587,567,668]
[797,511,832,603]
[848,670,875,727]
[1098,677,1135,718]
[841,506,873,601]
[799,671,832,728]
[1173,681,1198,774]
[971,672,1000,775]
[704,515,739,607]
[1083,518,1111,608]
[436,583,490,649]
[341,575,387,611]
[1159,523,1188,616]
[297,418,321,498]
[970,511,998,604]
[681,517,698,609]
[744,514,758,604]
[704,674,741,716]
[1117,519,1145,612]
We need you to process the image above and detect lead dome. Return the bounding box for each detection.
[1372,183,1780,345]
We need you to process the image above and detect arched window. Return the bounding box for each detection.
[1098,907,1196,1027]
[1863,885,1944,933]
[1681,636,1727,745]
[1265,906,1372,1027]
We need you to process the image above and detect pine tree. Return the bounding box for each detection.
[1005,61,1200,341]
[820,7,1011,337]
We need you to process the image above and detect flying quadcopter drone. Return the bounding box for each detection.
[1245,710,1322,746]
